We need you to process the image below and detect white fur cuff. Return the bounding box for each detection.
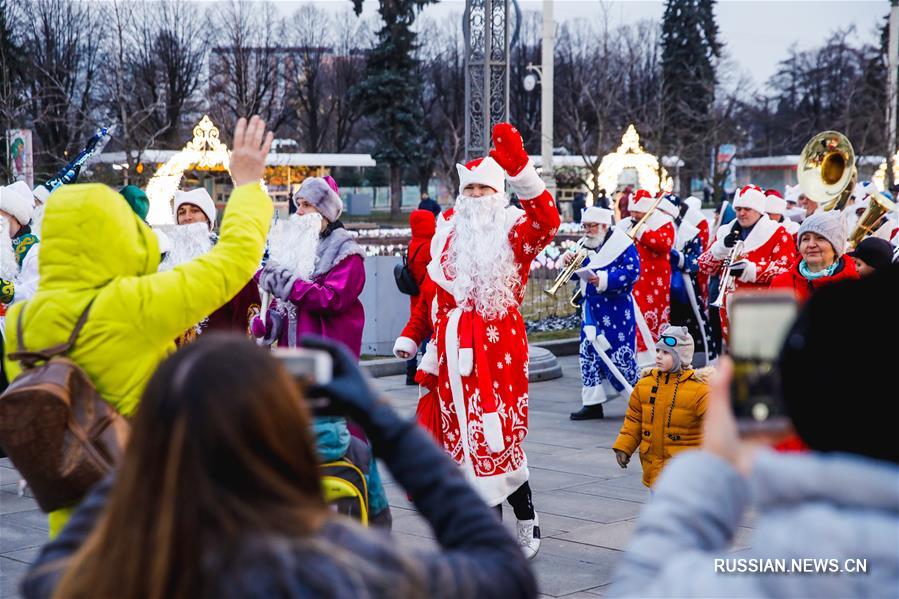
[418,341,439,375]
[483,411,505,453]
[594,270,609,293]
[738,260,758,283]
[393,336,418,359]
[507,162,546,200]
[458,347,474,377]
[710,239,730,260]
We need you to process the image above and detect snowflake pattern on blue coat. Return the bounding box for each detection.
[579,243,641,391]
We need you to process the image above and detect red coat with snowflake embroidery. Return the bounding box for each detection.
[394,168,559,506]
[619,214,676,352]
[698,216,797,340]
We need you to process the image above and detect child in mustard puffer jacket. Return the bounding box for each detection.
[612,325,710,488]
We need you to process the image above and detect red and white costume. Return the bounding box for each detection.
[393,143,560,506]
[765,189,800,238]
[616,189,675,364]
[698,185,797,339]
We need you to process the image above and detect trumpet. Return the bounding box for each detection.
[710,240,745,309]
[848,189,897,248]
[627,194,664,240]
[797,130,857,212]
[545,238,589,301]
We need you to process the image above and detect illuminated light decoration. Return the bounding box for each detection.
[594,125,673,196]
[872,150,899,191]
[146,115,231,225]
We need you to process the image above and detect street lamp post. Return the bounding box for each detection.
[522,1,556,199]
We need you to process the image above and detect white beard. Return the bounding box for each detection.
[268,212,321,282]
[445,192,520,320]
[158,222,213,271]
[582,231,604,249]
[0,218,17,281]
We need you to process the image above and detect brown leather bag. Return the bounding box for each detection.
[0,300,130,512]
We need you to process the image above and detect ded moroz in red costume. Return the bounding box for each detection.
[394,125,560,507]
[616,189,676,365]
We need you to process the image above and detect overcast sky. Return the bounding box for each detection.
[275,0,891,92]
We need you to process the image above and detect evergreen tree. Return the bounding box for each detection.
[660,0,721,194]
[350,0,436,217]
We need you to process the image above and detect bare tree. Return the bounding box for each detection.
[14,0,103,177]
[130,0,209,149]
[208,0,290,136]
[330,10,371,153]
[287,4,333,153]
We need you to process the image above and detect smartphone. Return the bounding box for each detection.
[728,291,797,434]
[273,348,334,413]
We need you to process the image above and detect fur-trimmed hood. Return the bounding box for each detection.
[640,366,714,383]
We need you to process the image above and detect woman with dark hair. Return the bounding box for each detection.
[21,334,535,599]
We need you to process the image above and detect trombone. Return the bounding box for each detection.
[627,194,664,240]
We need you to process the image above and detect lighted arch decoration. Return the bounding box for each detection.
[872,150,899,192]
[594,125,672,196]
[146,115,231,225]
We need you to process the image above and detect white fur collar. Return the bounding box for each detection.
[684,207,707,229]
[585,227,632,269]
[716,215,784,253]
[675,218,700,251]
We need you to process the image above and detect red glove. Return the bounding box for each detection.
[489,123,529,176]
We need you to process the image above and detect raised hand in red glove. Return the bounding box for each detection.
[489,122,529,176]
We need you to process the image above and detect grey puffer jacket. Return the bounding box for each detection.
[610,449,899,598]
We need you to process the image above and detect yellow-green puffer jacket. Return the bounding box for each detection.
[612,367,711,488]
[3,183,272,536]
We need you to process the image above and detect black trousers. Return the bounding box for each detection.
[495,481,535,521]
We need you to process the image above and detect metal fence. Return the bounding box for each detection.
[521,265,578,322]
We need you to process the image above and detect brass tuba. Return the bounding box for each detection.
[848,189,897,248]
[797,131,857,212]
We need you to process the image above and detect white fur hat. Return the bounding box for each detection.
[628,189,655,213]
[456,157,505,194]
[765,193,787,215]
[658,197,679,218]
[1,181,36,226]
[582,206,612,225]
[174,188,216,229]
[784,184,801,205]
[733,184,767,213]
[684,196,702,212]
[32,185,51,203]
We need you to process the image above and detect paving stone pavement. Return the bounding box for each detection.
[0,355,750,598]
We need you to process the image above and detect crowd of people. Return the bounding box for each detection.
[0,114,897,598]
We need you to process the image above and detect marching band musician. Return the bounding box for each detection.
[664,195,716,366]
[565,207,640,421]
[765,189,800,237]
[698,184,797,341]
[616,189,675,367]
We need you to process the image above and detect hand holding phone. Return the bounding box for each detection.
[728,291,797,436]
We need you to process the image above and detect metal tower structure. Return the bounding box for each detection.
[463,0,511,161]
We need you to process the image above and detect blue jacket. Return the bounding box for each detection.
[610,450,899,597]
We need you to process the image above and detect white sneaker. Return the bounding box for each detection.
[516,514,541,560]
